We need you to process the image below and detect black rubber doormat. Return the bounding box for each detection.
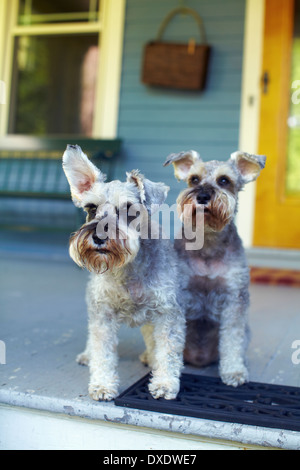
[115,373,300,432]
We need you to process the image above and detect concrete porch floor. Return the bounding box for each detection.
[0,231,300,449]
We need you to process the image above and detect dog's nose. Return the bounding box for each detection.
[92,233,105,246]
[197,192,211,205]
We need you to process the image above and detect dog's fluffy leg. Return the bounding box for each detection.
[148,304,185,400]
[218,304,249,387]
[87,304,120,401]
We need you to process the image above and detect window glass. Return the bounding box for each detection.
[18,0,100,24]
[9,35,99,136]
[286,0,300,194]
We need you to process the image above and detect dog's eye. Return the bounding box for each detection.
[84,204,97,220]
[85,204,97,214]
[217,176,231,187]
[190,175,200,185]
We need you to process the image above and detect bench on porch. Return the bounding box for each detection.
[0,136,121,230]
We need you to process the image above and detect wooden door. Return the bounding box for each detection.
[254,0,300,248]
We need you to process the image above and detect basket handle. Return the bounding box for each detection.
[156,6,207,44]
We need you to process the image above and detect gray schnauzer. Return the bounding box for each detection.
[164,150,266,387]
[62,144,185,401]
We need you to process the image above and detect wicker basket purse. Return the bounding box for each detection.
[141,6,211,91]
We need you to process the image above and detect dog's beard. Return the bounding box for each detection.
[177,189,236,232]
[69,222,139,273]
[208,191,236,231]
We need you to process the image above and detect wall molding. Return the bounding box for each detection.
[236,0,266,247]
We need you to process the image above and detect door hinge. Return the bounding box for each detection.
[262,71,270,94]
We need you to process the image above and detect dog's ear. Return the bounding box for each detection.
[230,151,266,184]
[62,145,106,207]
[126,170,169,213]
[163,150,201,181]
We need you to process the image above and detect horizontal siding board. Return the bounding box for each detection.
[118,124,238,143]
[116,0,246,195]
[126,0,245,20]
[121,143,238,163]
[119,90,242,108]
[118,108,240,125]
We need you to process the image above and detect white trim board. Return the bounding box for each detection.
[236,0,266,248]
[0,405,253,451]
[93,0,126,138]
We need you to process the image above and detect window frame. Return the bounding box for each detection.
[0,0,126,138]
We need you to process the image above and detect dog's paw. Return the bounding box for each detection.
[149,377,180,400]
[220,365,249,387]
[88,383,118,402]
[76,351,89,366]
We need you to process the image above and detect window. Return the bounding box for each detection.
[10,34,99,135]
[286,0,300,194]
[0,0,126,137]
[18,0,100,25]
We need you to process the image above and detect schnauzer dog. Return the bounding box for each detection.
[62,145,185,401]
[164,150,266,387]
